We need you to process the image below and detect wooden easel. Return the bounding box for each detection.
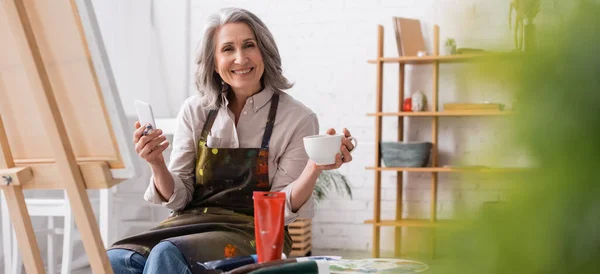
[0,0,137,273]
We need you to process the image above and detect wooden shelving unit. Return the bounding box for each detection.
[366,24,515,259]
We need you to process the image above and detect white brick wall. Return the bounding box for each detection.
[186,0,535,253]
[97,0,568,255]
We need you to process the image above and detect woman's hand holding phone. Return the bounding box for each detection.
[133,121,169,166]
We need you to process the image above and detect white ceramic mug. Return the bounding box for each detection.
[303,134,358,165]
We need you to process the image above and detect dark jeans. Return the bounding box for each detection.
[107,241,191,274]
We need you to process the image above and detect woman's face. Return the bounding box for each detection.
[214,22,264,93]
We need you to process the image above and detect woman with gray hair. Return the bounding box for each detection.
[107,7,355,274]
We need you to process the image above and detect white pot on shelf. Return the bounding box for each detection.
[443,44,456,56]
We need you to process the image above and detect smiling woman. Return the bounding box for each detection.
[214,22,266,123]
[194,8,293,111]
[214,23,264,96]
[106,7,357,274]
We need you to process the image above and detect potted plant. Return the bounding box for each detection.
[444,38,457,56]
[522,0,541,51]
[313,170,352,202]
[289,170,352,257]
[510,0,540,51]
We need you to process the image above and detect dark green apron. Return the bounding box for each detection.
[110,93,292,273]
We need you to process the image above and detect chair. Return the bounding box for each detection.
[1,190,103,274]
[0,116,173,273]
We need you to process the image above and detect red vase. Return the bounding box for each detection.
[402,98,412,112]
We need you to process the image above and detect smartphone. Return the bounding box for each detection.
[135,100,156,136]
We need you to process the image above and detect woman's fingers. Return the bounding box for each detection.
[315,153,344,170]
[342,137,355,152]
[140,135,167,158]
[146,141,170,161]
[342,128,355,151]
[133,122,145,144]
[135,129,163,154]
[133,123,158,143]
[341,145,352,163]
[332,153,343,168]
[132,120,167,164]
[343,128,351,137]
[312,128,355,170]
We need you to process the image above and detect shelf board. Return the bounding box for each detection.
[367,111,512,117]
[367,53,515,64]
[364,219,464,228]
[365,167,525,172]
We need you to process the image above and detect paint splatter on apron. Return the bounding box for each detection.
[110,93,292,273]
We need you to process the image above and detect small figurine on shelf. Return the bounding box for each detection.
[402,98,412,112]
[411,91,427,112]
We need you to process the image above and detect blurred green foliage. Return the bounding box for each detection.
[438,1,600,273]
[314,170,352,203]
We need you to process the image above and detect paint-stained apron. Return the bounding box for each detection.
[110,93,292,273]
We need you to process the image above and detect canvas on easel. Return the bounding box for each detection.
[0,0,137,273]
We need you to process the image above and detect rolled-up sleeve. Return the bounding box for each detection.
[143,100,196,212]
[270,113,319,225]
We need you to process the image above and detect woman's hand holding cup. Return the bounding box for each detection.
[303,127,357,170]
[133,121,170,166]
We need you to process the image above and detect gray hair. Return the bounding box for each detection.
[194,8,293,109]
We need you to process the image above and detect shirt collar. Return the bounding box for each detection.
[221,87,274,113]
[249,87,274,112]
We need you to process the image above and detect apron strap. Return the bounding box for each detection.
[261,92,280,149]
[200,109,218,143]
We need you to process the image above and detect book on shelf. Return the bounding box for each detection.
[392,17,426,57]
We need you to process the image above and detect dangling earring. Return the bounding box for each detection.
[221,80,228,93]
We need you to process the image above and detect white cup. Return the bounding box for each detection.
[303,134,358,165]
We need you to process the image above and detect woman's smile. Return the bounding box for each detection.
[231,67,254,75]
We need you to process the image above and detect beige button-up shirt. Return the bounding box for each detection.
[143,88,318,224]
